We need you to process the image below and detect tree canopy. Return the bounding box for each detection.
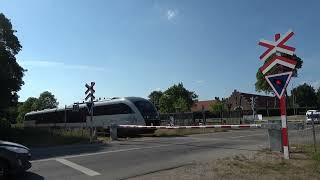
[17,91,59,123]
[35,91,59,110]
[148,91,163,109]
[158,83,198,113]
[17,97,37,123]
[0,13,25,110]
[210,100,226,113]
[291,83,317,107]
[317,88,320,108]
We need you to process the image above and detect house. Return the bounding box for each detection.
[191,100,217,112]
[226,89,278,111]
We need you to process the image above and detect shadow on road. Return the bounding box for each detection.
[13,172,44,180]
[31,142,111,160]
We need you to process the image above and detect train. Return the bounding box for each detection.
[24,97,160,128]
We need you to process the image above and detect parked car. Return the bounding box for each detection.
[306,110,320,124]
[0,140,31,179]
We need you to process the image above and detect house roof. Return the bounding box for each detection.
[191,100,217,112]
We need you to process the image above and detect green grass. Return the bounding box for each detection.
[312,152,320,161]
[0,125,91,148]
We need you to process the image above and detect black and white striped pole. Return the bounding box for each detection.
[85,82,96,143]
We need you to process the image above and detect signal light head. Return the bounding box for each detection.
[275,79,282,85]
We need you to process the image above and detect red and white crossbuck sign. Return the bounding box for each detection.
[259,29,296,61]
[260,55,297,75]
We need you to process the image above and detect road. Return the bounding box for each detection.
[19,129,268,180]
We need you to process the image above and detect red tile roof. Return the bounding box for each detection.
[191,100,217,112]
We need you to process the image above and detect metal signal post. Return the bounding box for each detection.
[280,95,289,159]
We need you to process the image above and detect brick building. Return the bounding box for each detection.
[226,90,278,111]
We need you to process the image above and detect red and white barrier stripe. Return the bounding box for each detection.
[118,124,261,129]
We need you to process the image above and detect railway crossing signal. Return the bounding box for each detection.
[85,82,96,101]
[259,29,295,61]
[257,29,298,160]
[250,97,257,110]
[265,72,293,99]
[250,97,258,121]
[86,102,94,114]
[260,55,297,75]
[85,82,96,143]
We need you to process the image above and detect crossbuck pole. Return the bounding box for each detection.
[274,33,290,159]
[280,95,289,159]
[90,96,94,143]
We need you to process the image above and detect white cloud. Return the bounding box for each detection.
[311,80,320,90]
[195,80,206,84]
[166,9,178,21]
[19,60,107,72]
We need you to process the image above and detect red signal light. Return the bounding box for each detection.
[275,80,282,85]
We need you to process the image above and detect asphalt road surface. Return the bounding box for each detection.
[19,129,268,180]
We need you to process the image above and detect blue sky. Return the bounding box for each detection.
[1,0,320,106]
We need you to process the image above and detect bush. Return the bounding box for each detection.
[0,117,11,136]
[0,117,11,129]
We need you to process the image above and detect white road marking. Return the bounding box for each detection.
[31,131,265,163]
[56,158,100,176]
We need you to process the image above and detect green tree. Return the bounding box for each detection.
[0,13,25,111]
[291,83,317,107]
[210,102,225,113]
[173,97,189,112]
[255,53,303,94]
[35,91,59,110]
[17,97,37,123]
[159,83,198,113]
[316,87,320,108]
[148,91,163,108]
[210,98,226,119]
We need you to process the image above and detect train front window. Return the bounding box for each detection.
[133,101,157,117]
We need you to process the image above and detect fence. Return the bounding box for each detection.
[159,111,244,126]
[159,107,314,126]
[289,124,320,149]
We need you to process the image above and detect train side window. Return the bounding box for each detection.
[117,103,133,114]
[94,103,133,116]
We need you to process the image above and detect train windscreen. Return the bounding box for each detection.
[133,100,158,120]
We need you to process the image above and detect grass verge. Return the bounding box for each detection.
[0,124,91,148]
[129,144,320,180]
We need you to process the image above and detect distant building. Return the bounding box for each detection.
[226,90,278,111]
[191,100,217,112]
